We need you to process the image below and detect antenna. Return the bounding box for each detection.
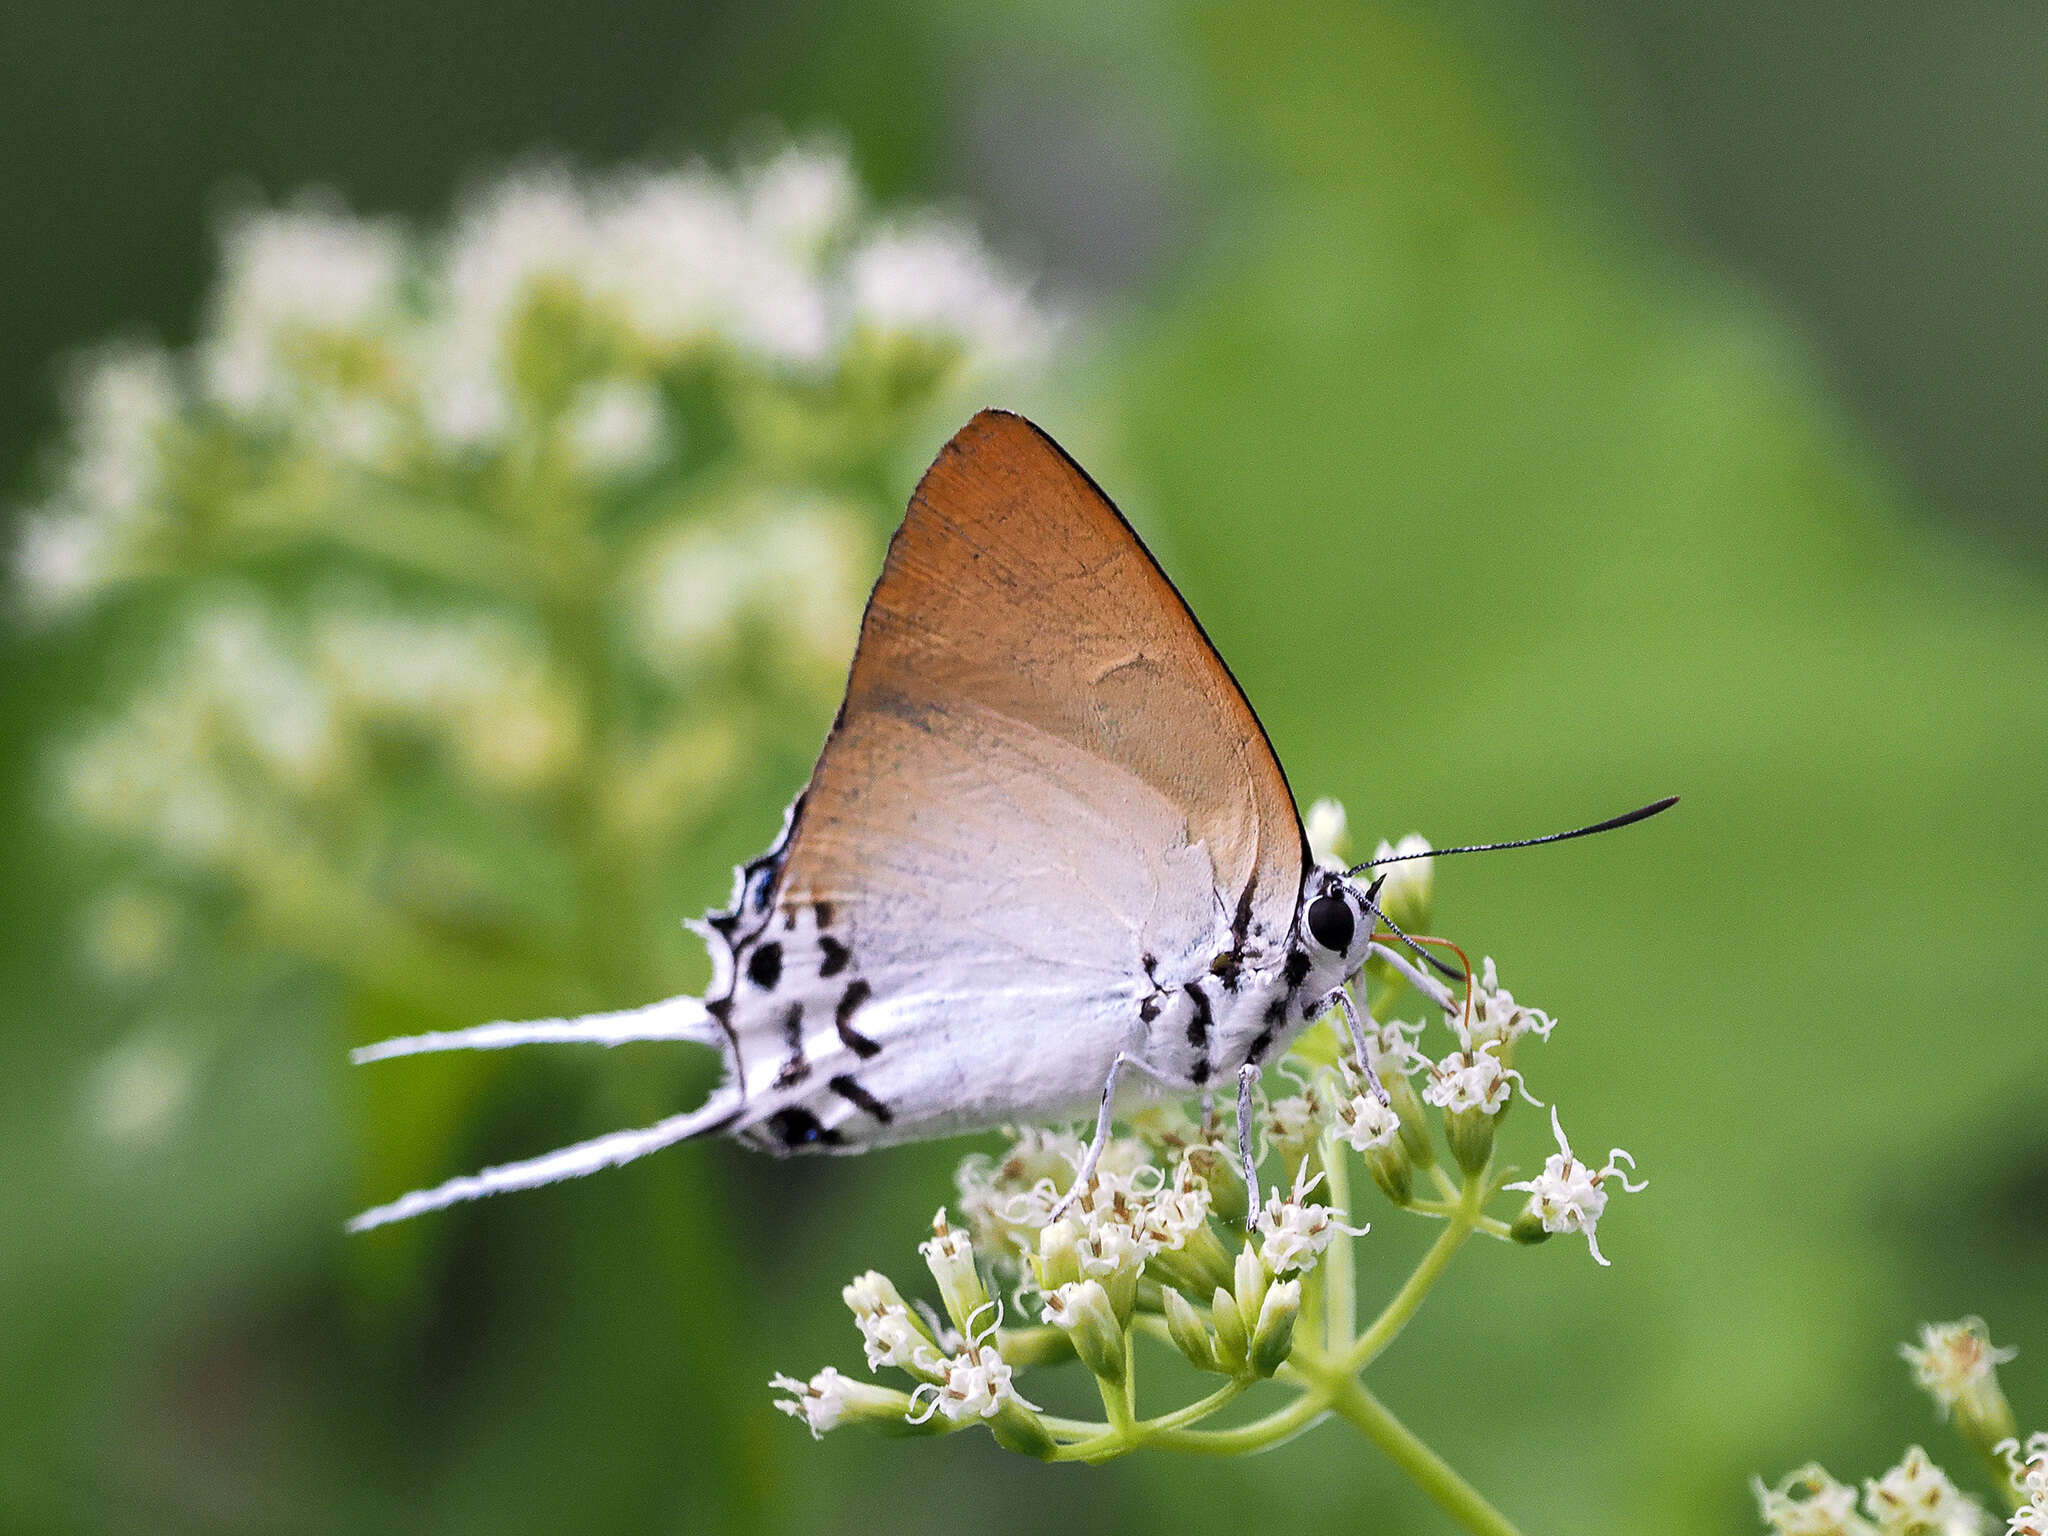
[1346,795,1678,876]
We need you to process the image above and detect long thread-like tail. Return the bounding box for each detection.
[348,993,733,1233]
[347,1092,741,1232]
[350,995,718,1063]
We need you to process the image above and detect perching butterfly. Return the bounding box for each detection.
[351,410,1670,1232]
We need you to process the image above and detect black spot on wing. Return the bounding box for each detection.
[835,980,880,1058]
[766,1106,840,1148]
[1184,981,1212,1049]
[1138,995,1161,1024]
[819,936,851,977]
[774,1004,809,1087]
[748,941,784,990]
[829,1074,893,1125]
[813,900,836,930]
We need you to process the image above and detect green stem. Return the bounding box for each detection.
[1321,1137,1358,1355]
[1049,1379,1255,1462]
[1343,1181,1480,1375]
[1326,1380,1525,1536]
[1137,1389,1331,1456]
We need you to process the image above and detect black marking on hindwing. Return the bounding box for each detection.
[829,1074,893,1124]
[747,941,784,990]
[835,980,880,1058]
[818,936,851,977]
[766,1106,840,1149]
[1185,981,1214,1085]
[774,1004,809,1087]
[1246,997,1289,1065]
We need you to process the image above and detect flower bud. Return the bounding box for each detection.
[918,1208,991,1337]
[1044,1279,1124,1386]
[1234,1244,1270,1332]
[987,1400,1059,1460]
[1210,1286,1249,1373]
[1185,1143,1248,1227]
[1509,1208,1553,1247]
[1443,1105,1497,1177]
[1389,1074,1437,1168]
[1248,1278,1301,1378]
[1161,1286,1221,1373]
[1033,1218,1083,1292]
[1175,1217,1239,1295]
[1365,1141,1414,1205]
[1372,835,1434,931]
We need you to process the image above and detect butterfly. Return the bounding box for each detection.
[350,409,1670,1232]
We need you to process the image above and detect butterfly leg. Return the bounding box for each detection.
[1049,1050,1181,1222]
[1325,985,1390,1106]
[1235,1060,1265,1230]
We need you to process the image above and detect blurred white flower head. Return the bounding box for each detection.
[203,199,406,416]
[1860,1446,1987,1535]
[1304,796,1349,868]
[1900,1319,2017,1421]
[1753,1465,1879,1536]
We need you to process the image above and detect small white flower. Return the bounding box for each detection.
[1137,1172,1212,1253]
[1357,1016,1431,1078]
[203,201,405,415]
[1255,1167,1365,1276]
[1753,1465,1878,1535]
[1368,833,1433,926]
[1039,1279,1105,1331]
[1076,1217,1152,1280]
[1304,798,1349,869]
[562,378,667,476]
[846,220,1050,370]
[1336,1090,1401,1153]
[908,1343,1038,1423]
[1451,958,1556,1049]
[1423,1041,1531,1116]
[1262,1082,1330,1163]
[1503,1107,1644,1266]
[15,510,120,615]
[81,1021,196,1145]
[770,1367,913,1439]
[856,1306,938,1374]
[1862,1446,1987,1534]
[1901,1320,2017,1420]
[2000,1433,2048,1511]
[744,143,858,258]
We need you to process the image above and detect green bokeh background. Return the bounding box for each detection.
[5,3,2044,1533]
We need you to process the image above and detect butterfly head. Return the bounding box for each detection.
[1299,866,1377,980]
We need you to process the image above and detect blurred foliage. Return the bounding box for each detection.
[3,2,2045,1535]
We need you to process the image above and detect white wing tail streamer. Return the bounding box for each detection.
[349,996,717,1064]
[347,1091,741,1232]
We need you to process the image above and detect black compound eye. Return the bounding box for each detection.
[1306,894,1354,953]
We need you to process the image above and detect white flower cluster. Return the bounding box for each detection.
[1753,1454,1989,1536]
[59,589,578,870]
[13,143,1057,619]
[15,348,180,615]
[1759,1321,2045,1536]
